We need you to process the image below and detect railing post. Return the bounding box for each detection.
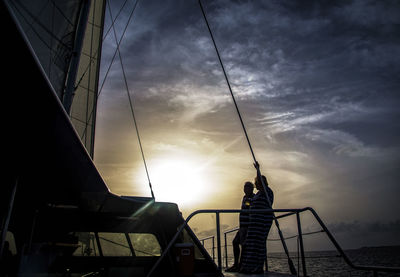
[297,236,300,275]
[296,212,307,276]
[224,232,228,268]
[216,212,222,270]
[212,237,215,261]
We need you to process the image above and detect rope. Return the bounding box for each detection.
[198,0,257,164]
[107,1,155,199]
[198,1,296,275]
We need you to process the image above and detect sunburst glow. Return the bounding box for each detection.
[142,158,209,207]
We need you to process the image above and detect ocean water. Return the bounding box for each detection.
[266,246,400,276]
[221,246,400,276]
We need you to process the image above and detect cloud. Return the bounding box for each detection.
[96,0,400,250]
[169,93,229,122]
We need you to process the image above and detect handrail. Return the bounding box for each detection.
[221,226,325,268]
[222,227,324,242]
[199,235,215,260]
[306,207,400,274]
[146,208,400,277]
[200,235,215,241]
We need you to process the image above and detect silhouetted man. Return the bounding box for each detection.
[226,181,254,272]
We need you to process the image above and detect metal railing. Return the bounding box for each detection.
[199,235,215,261]
[222,228,238,267]
[222,227,326,270]
[147,207,400,277]
[222,225,326,270]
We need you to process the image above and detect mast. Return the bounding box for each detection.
[62,0,91,114]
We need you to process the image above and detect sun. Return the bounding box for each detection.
[144,158,209,207]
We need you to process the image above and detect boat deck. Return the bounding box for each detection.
[224,271,294,277]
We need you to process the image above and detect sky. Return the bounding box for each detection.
[94,0,400,251]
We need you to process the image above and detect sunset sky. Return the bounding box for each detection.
[93,0,400,251]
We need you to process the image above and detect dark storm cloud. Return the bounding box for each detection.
[198,0,400,207]
[104,0,218,87]
[326,220,400,247]
[97,0,400,248]
[328,220,400,234]
[102,0,400,189]
[105,0,400,120]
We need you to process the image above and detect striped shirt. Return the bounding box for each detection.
[240,187,274,272]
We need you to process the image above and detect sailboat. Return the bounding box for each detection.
[1,0,222,276]
[1,0,399,276]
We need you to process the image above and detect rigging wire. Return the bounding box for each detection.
[198,1,297,274]
[10,1,70,55]
[107,1,155,199]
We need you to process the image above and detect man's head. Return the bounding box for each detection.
[243,181,254,196]
[255,175,268,191]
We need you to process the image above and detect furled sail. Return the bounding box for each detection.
[70,0,106,157]
[6,0,105,158]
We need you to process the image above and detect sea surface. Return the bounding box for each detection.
[223,246,400,276]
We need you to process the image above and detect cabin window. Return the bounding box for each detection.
[128,233,161,256]
[72,232,100,256]
[98,232,131,257]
